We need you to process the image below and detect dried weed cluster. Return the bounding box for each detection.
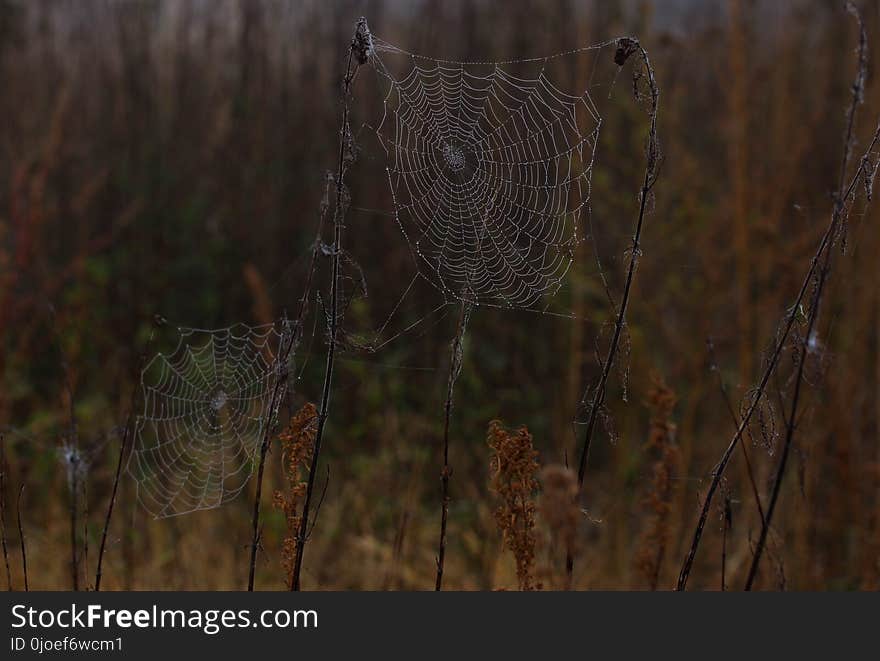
[487,420,539,590]
[273,403,318,586]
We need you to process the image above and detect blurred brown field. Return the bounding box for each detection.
[1,0,879,591]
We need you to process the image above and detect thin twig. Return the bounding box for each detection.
[49,306,81,592]
[304,465,331,542]
[435,298,472,591]
[247,176,334,592]
[247,331,293,592]
[677,142,876,590]
[0,434,12,590]
[17,485,27,592]
[707,337,765,525]
[720,493,731,591]
[744,3,868,589]
[81,474,89,588]
[290,19,368,592]
[95,325,157,592]
[568,39,660,583]
[677,5,877,590]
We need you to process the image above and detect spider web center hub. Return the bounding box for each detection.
[210,389,228,412]
[442,143,468,173]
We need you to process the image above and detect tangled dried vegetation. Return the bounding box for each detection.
[273,402,318,588]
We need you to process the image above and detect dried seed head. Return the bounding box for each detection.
[274,403,318,583]
[614,37,640,66]
[488,420,539,590]
[353,18,373,65]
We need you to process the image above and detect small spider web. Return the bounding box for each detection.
[128,323,286,518]
[365,34,603,311]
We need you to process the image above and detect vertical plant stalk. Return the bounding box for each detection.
[81,475,89,588]
[247,176,333,592]
[744,4,867,589]
[676,144,877,591]
[49,306,80,591]
[17,485,27,591]
[708,337,765,525]
[435,299,472,591]
[68,465,78,591]
[247,356,291,591]
[0,434,12,590]
[94,426,130,591]
[63,366,80,592]
[720,494,731,591]
[567,40,660,583]
[95,327,157,592]
[677,5,876,591]
[290,19,369,592]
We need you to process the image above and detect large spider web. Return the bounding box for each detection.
[129,324,286,518]
[366,34,602,310]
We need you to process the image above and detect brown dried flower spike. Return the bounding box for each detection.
[273,403,318,588]
[487,420,539,591]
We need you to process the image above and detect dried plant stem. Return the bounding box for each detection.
[708,337,765,525]
[677,10,877,590]
[247,179,333,592]
[81,476,89,588]
[17,485,27,591]
[49,306,80,591]
[95,328,156,592]
[248,360,308,592]
[435,298,472,591]
[743,267,826,589]
[68,471,78,591]
[744,4,867,590]
[382,509,410,590]
[720,495,731,591]
[0,434,12,590]
[247,315,307,590]
[247,335,294,591]
[678,265,817,588]
[290,26,363,591]
[568,41,659,583]
[95,433,128,591]
[677,153,875,590]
